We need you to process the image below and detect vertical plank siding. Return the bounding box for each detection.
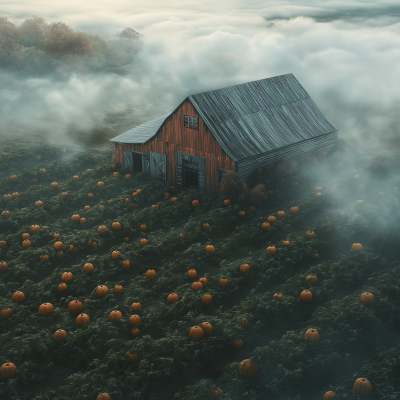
[115,98,235,192]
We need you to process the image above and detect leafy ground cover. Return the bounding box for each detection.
[1,141,400,400]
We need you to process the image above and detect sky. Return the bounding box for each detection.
[1,0,400,152]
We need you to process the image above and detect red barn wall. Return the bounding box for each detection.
[114,98,235,192]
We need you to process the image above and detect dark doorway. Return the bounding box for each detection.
[133,152,143,172]
[183,160,199,188]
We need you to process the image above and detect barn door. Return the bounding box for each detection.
[124,150,133,171]
[176,151,183,188]
[198,156,206,192]
[150,151,166,182]
[142,154,150,175]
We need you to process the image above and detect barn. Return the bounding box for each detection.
[110,73,339,192]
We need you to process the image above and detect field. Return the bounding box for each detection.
[1,141,400,400]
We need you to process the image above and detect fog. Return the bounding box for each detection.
[0,0,400,155]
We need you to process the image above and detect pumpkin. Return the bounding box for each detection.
[273,293,283,301]
[129,315,141,326]
[125,174,132,179]
[240,263,250,274]
[10,175,18,182]
[3,194,12,201]
[58,283,67,292]
[136,189,142,194]
[84,205,91,211]
[61,272,73,283]
[0,362,17,379]
[114,285,123,294]
[96,285,109,297]
[88,193,94,199]
[123,237,130,242]
[207,387,224,400]
[0,261,8,271]
[283,240,290,247]
[179,233,187,240]
[111,251,120,260]
[203,223,210,229]
[39,168,47,174]
[98,205,105,211]
[300,290,312,302]
[125,351,140,365]
[0,240,7,247]
[360,292,375,304]
[68,300,83,313]
[113,171,119,176]
[290,206,299,214]
[315,192,322,197]
[267,216,277,223]
[312,253,320,260]
[122,260,130,269]
[237,318,249,326]
[12,192,19,198]
[40,255,49,262]
[146,269,156,278]
[192,281,203,291]
[1,210,10,218]
[233,339,244,350]
[71,214,80,222]
[91,241,98,247]
[131,303,142,311]
[353,378,372,396]
[21,233,30,240]
[187,269,197,279]
[57,251,64,256]
[200,322,213,334]
[239,211,246,216]
[112,222,121,231]
[36,155,41,160]
[83,263,94,273]
[97,182,105,187]
[277,211,285,218]
[305,275,318,286]
[54,329,67,342]
[266,246,276,255]
[201,294,212,305]
[171,197,177,203]
[31,224,40,232]
[351,243,363,252]
[205,245,215,254]
[79,217,86,224]
[131,328,140,337]
[53,233,60,240]
[38,303,53,316]
[167,293,179,304]
[140,239,148,247]
[1,308,11,319]
[219,278,229,287]
[306,231,315,239]
[54,241,63,250]
[304,328,320,343]
[22,240,31,249]
[223,199,231,206]
[97,225,108,235]
[189,326,204,341]
[76,313,90,326]
[238,359,258,377]
[261,222,270,230]
[151,204,159,209]
[124,198,130,203]
[61,192,68,197]
[323,391,336,400]
[51,182,59,189]
[109,310,122,322]
[199,277,208,285]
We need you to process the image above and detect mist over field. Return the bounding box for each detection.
[0,0,399,156]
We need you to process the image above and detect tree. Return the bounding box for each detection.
[43,22,95,62]
[0,17,21,51]
[115,27,143,64]
[19,15,47,49]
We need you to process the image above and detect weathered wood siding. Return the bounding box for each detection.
[115,98,235,192]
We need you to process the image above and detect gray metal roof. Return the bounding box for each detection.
[109,111,172,144]
[110,73,338,161]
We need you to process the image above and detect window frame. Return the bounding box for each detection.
[184,115,199,130]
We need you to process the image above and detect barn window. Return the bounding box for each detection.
[184,115,198,130]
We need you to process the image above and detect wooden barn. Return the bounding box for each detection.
[110,73,339,192]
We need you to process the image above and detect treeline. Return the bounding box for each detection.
[0,15,143,73]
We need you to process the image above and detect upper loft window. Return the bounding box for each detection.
[184,115,198,130]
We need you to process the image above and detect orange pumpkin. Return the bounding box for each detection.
[290,206,299,214]
[233,339,244,349]
[76,313,90,326]
[22,233,30,240]
[88,193,94,199]
[237,317,249,326]
[203,223,210,229]
[167,293,179,304]
[83,263,94,273]
[112,222,121,231]
[266,246,276,255]
[323,391,336,400]
[192,281,203,291]
[360,292,375,304]
[98,225,107,235]
[240,264,250,274]
[238,359,258,377]
[10,175,18,181]
[305,275,318,286]
[306,231,315,239]
[54,241,63,250]
[239,211,246,216]
[199,277,208,285]
[131,303,142,311]
[267,216,277,223]
[192,200,199,207]
[58,283,67,292]
[187,269,197,279]
[300,290,312,302]
[200,322,213,334]
[201,294,212,305]
[179,233,187,240]
[0,308,11,318]
[71,214,80,222]
[96,182,105,187]
[273,293,283,301]
[1,210,10,218]
[68,300,83,313]
[261,222,270,230]
[129,314,141,326]
[114,285,123,294]
[51,182,59,189]
[40,255,49,262]
[53,233,60,240]
[351,243,363,252]
[0,362,17,379]
[22,240,31,249]
[304,328,320,343]
[61,272,73,283]
[121,260,130,269]
[53,329,67,342]
[189,326,204,341]
[111,251,120,260]
[219,278,229,287]
[205,245,215,254]
[109,310,122,322]
[31,224,40,232]
[277,211,285,218]
[353,378,372,396]
[84,205,91,211]
[223,199,231,206]
[0,261,8,271]
[283,240,290,247]
[125,351,140,365]
[146,269,156,278]
[96,285,109,297]
[12,192,19,198]
[207,387,224,400]
[140,239,148,247]
[131,328,140,337]
[12,291,25,303]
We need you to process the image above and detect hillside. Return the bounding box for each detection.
[1,142,400,400]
